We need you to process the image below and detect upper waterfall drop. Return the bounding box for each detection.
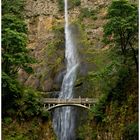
[65,0,68,28]
[53,0,79,139]
[59,0,79,99]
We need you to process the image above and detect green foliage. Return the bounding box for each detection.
[41,110,50,121]
[87,48,125,96]
[2,72,21,94]
[57,0,64,11]
[103,0,138,72]
[2,84,45,120]
[92,94,108,123]
[91,63,129,122]
[2,118,43,140]
[90,70,138,139]
[103,0,138,56]
[72,0,81,6]
[47,41,62,56]
[15,88,42,120]
[123,122,138,140]
[52,26,64,35]
[80,8,97,20]
[4,133,29,140]
[87,46,130,124]
[44,25,65,72]
[2,0,36,117]
[2,15,34,75]
[2,72,22,117]
[3,117,12,125]
[2,0,34,75]
[104,0,138,41]
[52,26,64,44]
[2,14,27,33]
[2,0,25,17]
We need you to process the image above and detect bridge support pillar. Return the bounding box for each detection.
[44,104,46,108]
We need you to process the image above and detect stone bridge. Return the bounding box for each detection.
[42,98,97,111]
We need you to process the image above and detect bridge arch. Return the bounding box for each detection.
[44,104,91,111]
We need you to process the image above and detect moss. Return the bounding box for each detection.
[52,25,64,40]
[45,39,65,74]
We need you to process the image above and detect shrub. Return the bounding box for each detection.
[73,0,81,6]
[80,8,96,20]
[41,110,50,121]
[58,0,64,11]
[3,117,12,125]
[15,88,42,120]
[123,122,138,140]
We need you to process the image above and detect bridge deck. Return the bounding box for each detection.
[42,98,97,104]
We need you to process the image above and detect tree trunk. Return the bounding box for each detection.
[129,42,138,72]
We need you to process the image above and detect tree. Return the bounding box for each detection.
[2,0,34,116]
[2,0,25,17]
[103,0,138,71]
[2,15,34,75]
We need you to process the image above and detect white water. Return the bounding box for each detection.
[53,0,79,139]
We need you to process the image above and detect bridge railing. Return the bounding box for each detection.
[42,98,97,104]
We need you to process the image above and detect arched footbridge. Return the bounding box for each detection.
[42,98,97,111]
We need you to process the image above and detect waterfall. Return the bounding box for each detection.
[53,0,79,139]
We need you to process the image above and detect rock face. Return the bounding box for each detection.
[19,0,110,92]
[18,0,64,92]
[25,0,59,17]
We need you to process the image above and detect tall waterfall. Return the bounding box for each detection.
[53,0,79,139]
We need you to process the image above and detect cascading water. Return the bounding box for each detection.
[53,0,79,139]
